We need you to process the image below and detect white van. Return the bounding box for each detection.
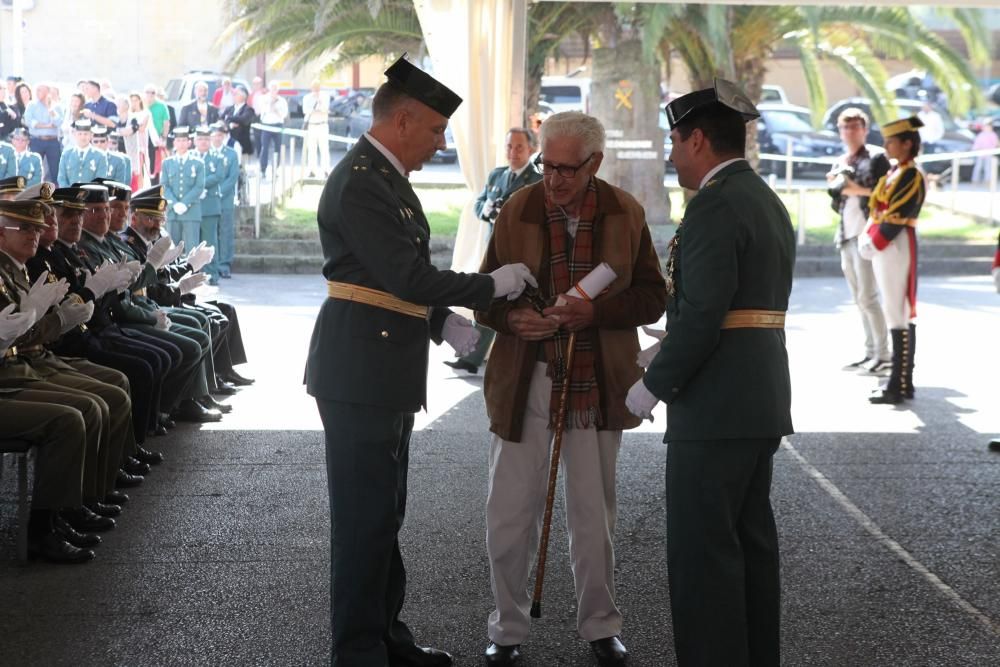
[540,76,591,114]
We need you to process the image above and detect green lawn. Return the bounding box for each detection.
[264,183,996,244]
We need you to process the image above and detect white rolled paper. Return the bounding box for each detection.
[555,262,618,305]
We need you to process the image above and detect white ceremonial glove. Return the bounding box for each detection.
[111,264,137,293]
[481,198,495,219]
[162,240,186,267]
[84,262,119,298]
[178,272,208,295]
[154,310,172,331]
[0,303,36,347]
[199,191,206,200]
[993,266,1000,294]
[185,241,215,272]
[123,260,143,280]
[490,263,538,300]
[173,202,188,216]
[56,300,94,334]
[857,230,877,261]
[17,272,68,317]
[146,236,173,270]
[442,313,481,357]
[625,377,659,421]
[636,325,667,369]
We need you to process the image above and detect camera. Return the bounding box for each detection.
[483,195,506,222]
[130,118,140,132]
[827,164,856,200]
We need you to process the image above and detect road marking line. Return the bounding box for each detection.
[782,439,1000,638]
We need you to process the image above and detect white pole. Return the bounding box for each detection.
[254,171,261,239]
[989,155,998,225]
[950,157,959,213]
[11,0,24,79]
[797,187,806,246]
[785,141,793,193]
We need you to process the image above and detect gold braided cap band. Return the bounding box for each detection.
[327,281,428,319]
[721,309,785,329]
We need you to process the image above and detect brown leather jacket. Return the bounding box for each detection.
[476,178,667,442]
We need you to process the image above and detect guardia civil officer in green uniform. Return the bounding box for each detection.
[193,125,223,284]
[304,56,536,667]
[0,139,15,180]
[57,119,107,188]
[626,79,795,666]
[10,128,43,187]
[161,126,205,248]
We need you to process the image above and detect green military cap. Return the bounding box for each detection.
[91,125,109,138]
[0,175,26,195]
[15,182,56,203]
[882,116,924,138]
[384,54,462,119]
[0,199,48,228]
[130,185,168,218]
[10,128,29,140]
[52,186,90,210]
[76,184,110,203]
[91,178,132,202]
[665,78,760,130]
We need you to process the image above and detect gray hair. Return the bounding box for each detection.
[539,112,605,158]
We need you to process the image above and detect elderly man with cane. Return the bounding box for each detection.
[475,111,666,666]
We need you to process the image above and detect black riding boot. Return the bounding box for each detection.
[903,323,915,399]
[870,328,907,404]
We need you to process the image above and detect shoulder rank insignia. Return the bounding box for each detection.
[704,179,718,189]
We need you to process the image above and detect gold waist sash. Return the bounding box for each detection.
[326,281,428,319]
[721,309,785,330]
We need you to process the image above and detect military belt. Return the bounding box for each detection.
[326,281,428,319]
[720,309,785,330]
[17,344,44,355]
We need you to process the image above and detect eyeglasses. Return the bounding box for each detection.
[534,152,594,178]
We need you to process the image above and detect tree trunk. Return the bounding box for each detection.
[590,40,670,224]
[736,55,768,170]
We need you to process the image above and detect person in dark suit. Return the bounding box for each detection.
[626,79,795,666]
[445,128,543,374]
[304,56,536,667]
[222,86,255,157]
[178,81,220,130]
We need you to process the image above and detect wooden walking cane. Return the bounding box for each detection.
[530,329,577,619]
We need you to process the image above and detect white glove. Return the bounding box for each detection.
[172,202,188,216]
[111,265,136,293]
[0,303,36,346]
[442,313,480,356]
[154,310,172,331]
[636,325,667,368]
[56,300,94,334]
[992,266,1000,294]
[857,230,877,261]
[123,260,143,280]
[17,272,69,317]
[162,240,186,267]
[481,198,495,219]
[185,241,215,272]
[625,377,659,421]
[199,192,206,200]
[178,272,208,295]
[84,262,119,298]
[490,263,538,300]
[146,236,173,270]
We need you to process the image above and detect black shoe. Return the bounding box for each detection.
[53,514,102,548]
[211,378,238,395]
[150,423,168,437]
[484,641,520,666]
[388,644,453,667]
[844,356,872,370]
[989,439,1000,452]
[135,446,164,465]
[590,636,628,667]
[61,506,116,533]
[869,387,904,405]
[198,395,233,414]
[86,501,122,518]
[116,469,145,488]
[443,359,479,374]
[222,370,254,386]
[159,415,176,429]
[172,398,223,423]
[28,531,95,564]
[105,490,129,505]
[123,456,151,476]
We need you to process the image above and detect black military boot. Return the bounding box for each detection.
[903,323,916,399]
[870,328,906,404]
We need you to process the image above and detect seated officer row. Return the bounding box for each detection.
[0,177,253,564]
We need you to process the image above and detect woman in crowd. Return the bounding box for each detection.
[61,93,86,150]
[122,92,157,190]
[12,82,32,130]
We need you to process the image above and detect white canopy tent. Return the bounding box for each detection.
[411,0,995,272]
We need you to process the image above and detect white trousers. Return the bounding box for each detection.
[305,122,329,175]
[871,230,915,329]
[841,239,889,359]
[486,362,622,644]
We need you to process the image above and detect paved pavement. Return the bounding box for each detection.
[1,274,998,666]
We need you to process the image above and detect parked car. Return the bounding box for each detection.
[756,103,842,178]
[760,84,790,105]
[822,97,975,179]
[163,70,249,114]
[333,94,456,162]
[540,75,591,114]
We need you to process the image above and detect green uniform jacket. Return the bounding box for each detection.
[0,142,15,179]
[0,254,63,350]
[196,149,224,217]
[162,154,205,223]
[473,164,543,221]
[77,231,157,326]
[644,160,795,441]
[13,150,43,187]
[106,150,132,186]
[58,146,107,188]
[215,145,240,212]
[305,135,494,412]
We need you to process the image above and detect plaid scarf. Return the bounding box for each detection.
[543,178,601,430]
